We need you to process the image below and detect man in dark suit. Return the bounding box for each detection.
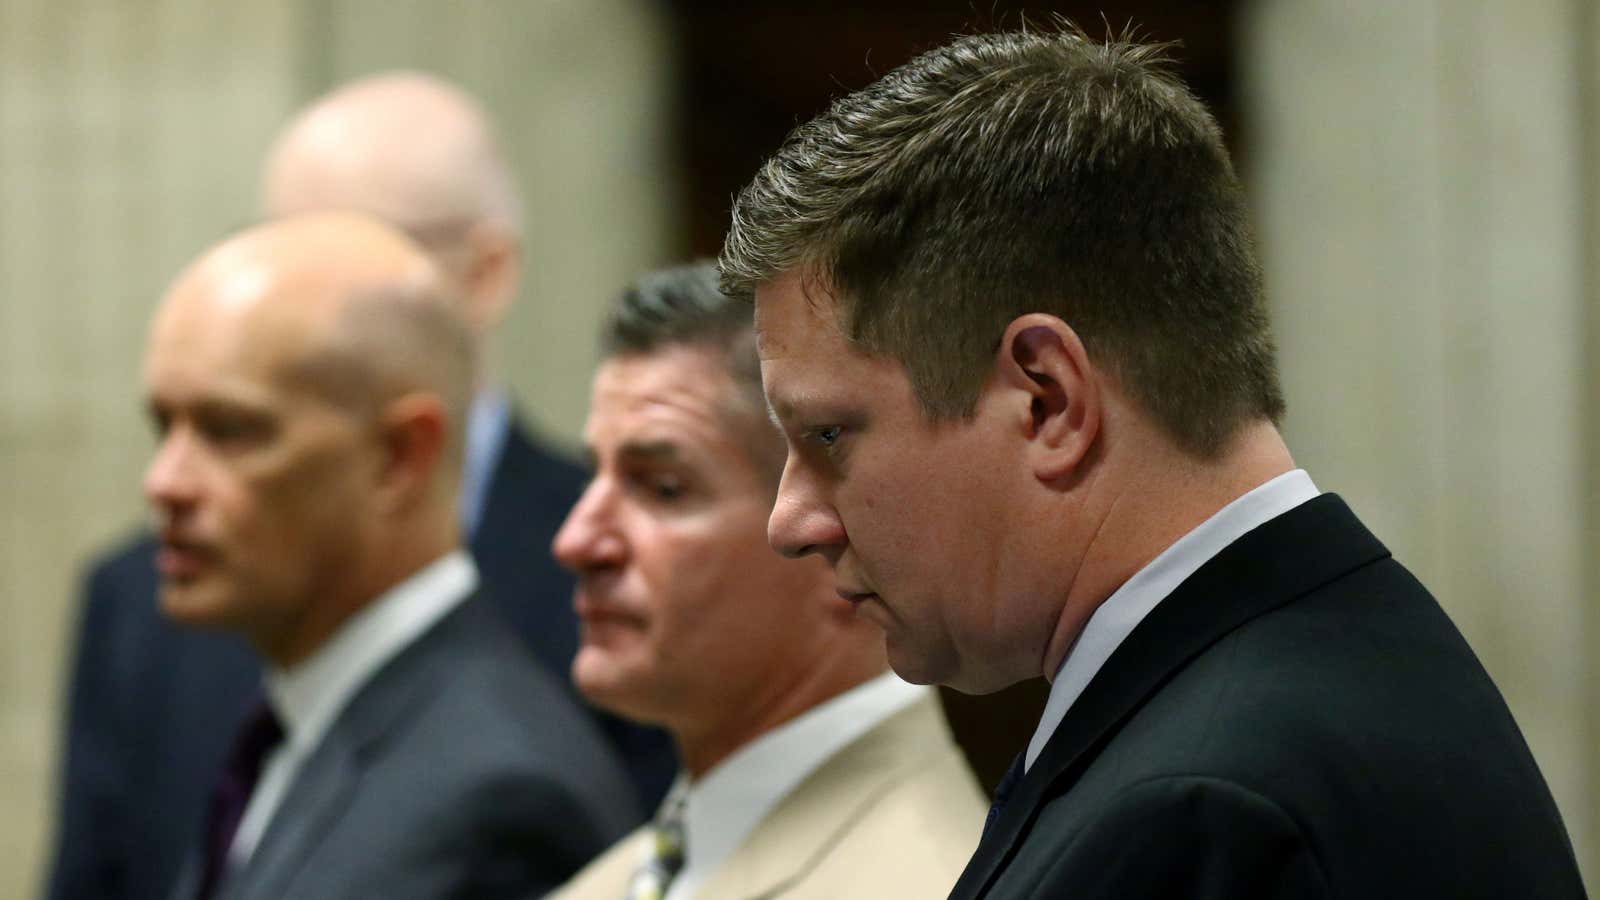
[45,73,671,900]
[721,25,1587,899]
[145,211,637,900]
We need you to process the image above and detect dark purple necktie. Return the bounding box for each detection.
[194,697,285,900]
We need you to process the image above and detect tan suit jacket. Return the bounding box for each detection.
[551,692,986,900]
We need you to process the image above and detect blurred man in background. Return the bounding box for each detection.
[144,212,635,900]
[724,27,1586,900]
[45,72,671,900]
[548,263,985,900]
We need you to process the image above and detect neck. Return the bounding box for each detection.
[262,512,459,668]
[1039,420,1295,680]
[674,655,885,780]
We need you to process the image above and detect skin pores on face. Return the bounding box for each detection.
[754,271,1054,693]
[552,346,839,735]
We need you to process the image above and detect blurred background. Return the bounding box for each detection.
[1,0,1594,894]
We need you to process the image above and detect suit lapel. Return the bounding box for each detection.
[698,696,950,900]
[167,852,201,900]
[949,495,1389,900]
[471,412,531,551]
[216,600,481,900]
[468,414,584,672]
[217,734,361,900]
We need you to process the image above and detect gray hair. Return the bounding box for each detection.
[603,261,782,485]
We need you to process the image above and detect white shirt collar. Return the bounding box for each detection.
[1024,469,1320,771]
[664,672,927,900]
[230,549,478,867]
[266,549,479,753]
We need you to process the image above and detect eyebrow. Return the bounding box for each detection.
[616,439,683,463]
[763,387,799,425]
[763,387,821,428]
[145,394,273,421]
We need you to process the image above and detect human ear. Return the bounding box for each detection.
[459,226,518,333]
[995,314,1100,483]
[374,392,449,512]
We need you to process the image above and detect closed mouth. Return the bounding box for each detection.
[574,593,648,629]
[156,535,216,580]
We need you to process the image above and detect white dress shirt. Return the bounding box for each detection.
[663,672,928,900]
[1024,469,1321,771]
[228,550,479,866]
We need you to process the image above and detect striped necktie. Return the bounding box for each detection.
[624,787,688,900]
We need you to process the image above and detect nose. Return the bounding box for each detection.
[143,428,200,514]
[552,478,627,574]
[767,459,846,561]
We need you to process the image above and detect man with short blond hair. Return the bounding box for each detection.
[146,212,635,900]
[725,26,1585,900]
[549,262,985,900]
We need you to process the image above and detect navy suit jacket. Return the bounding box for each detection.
[43,418,674,900]
[949,495,1585,900]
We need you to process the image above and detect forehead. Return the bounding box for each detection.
[752,270,844,359]
[586,347,749,457]
[753,271,905,419]
[143,278,324,406]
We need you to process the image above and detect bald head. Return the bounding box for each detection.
[151,211,476,477]
[261,72,523,333]
[264,72,520,235]
[143,211,478,663]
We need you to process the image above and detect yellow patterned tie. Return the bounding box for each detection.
[625,788,687,900]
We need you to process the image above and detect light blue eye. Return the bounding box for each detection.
[815,426,841,447]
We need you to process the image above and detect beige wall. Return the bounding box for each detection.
[1244,0,1596,883]
[0,2,676,896]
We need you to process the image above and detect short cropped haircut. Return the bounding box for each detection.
[288,279,477,481]
[602,262,783,485]
[721,25,1284,458]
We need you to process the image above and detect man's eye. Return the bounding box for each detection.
[629,471,686,502]
[652,477,685,500]
[811,426,842,447]
[199,414,272,446]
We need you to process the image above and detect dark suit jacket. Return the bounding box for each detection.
[951,494,1585,900]
[173,596,639,900]
[47,533,258,900]
[44,418,673,900]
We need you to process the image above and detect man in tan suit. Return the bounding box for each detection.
[549,262,985,900]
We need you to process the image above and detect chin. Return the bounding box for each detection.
[883,640,945,687]
[886,632,1003,693]
[157,584,238,630]
[572,649,655,722]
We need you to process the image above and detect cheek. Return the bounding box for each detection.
[844,455,944,558]
[638,514,776,649]
[636,530,730,637]
[235,448,371,567]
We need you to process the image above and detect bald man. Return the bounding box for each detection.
[261,73,673,801]
[47,74,669,900]
[144,213,636,900]
[261,73,524,339]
